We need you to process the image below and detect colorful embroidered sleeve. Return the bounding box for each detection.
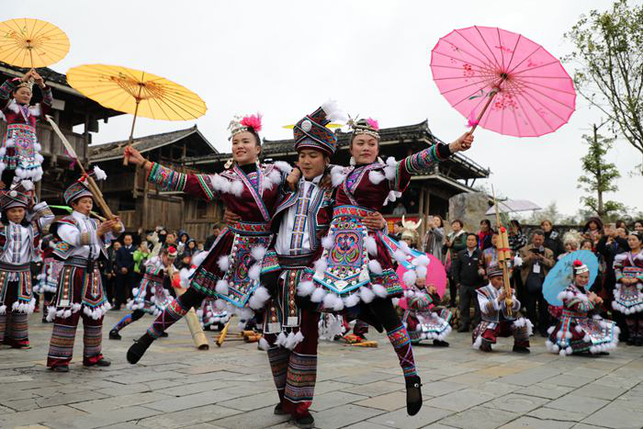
[147,162,218,201]
[38,85,53,117]
[406,292,434,311]
[0,78,18,110]
[392,144,452,192]
[31,201,55,233]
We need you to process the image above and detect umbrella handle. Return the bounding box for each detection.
[123,97,142,166]
[468,90,498,134]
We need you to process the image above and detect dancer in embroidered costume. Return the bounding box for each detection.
[46,169,121,372]
[401,276,452,347]
[34,235,64,323]
[0,69,51,186]
[0,180,54,347]
[546,260,619,356]
[299,117,473,415]
[472,268,531,353]
[613,232,643,346]
[124,114,291,364]
[109,246,178,340]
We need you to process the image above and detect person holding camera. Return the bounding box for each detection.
[519,229,555,336]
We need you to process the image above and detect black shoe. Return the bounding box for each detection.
[433,340,450,347]
[294,413,315,428]
[539,331,548,338]
[512,345,530,354]
[110,307,121,311]
[626,338,635,346]
[49,365,69,373]
[273,403,287,416]
[480,342,492,353]
[85,358,111,367]
[159,332,169,338]
[405,375,423,416]
[109,330,122,340]
[457,327,469,333]
[127,333,154,364]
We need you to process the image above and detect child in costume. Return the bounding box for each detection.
[46,169,121,372]
[0,69,52,185]
[546,260,619,355]
[401,276,452,347]
[473,268,531,353]
[0,180,54,347]
[109,246,178,339]
[34,235,63,323]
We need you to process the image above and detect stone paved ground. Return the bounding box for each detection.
[1,310,643,429]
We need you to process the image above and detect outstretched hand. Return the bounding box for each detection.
[449,132,474,153]
[124,146,146,166]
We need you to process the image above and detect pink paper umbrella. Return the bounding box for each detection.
[396,254,447,310]
[430,26,576,137]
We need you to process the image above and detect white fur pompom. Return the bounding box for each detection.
[311,288,327,303]
[368,170,385,185]
[230,180,245,197]
[402,270,417,287]
[192,251,208,268]
[368,259,383,274]
[331,166,347,187]
[248,286,270,309]
[321,99,348,122]
[314,258,328,274]
[297,281,316,297]
[273,161,293,174]
[21,180,34,191]
[216,280,229,295]
[323,293,341,310]
[217,256,230,272]
[372,284,388,298]
[398,241,412,255]
[248,264,261,280]
[394,250,408,265]
[365,236,378,256]
[321,234,335,250]
[359,286,375,303]
[344,293,360,308]
[415,266,427,279]
[412,255,430,267]
[251,245,267,262]
[93,165,107,181]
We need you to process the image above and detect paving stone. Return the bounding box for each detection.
[341,380,404,397]
[366,405,452,429]
[207,405,292,428]
[546,395,609,415]
[354,391,407,411]
[547,375,595,389]
[484,393,549,413]
[441,406,519,429]
[424,389,496,412]
[136,404,240,428]
[47,405,161,428]
[573,383,627,401]
[309,390,367,412]
[0,405,87,427]
[496,367,564,386]
[499,416,575,429]
[527,407,588,423]
[217,390,279,411]
[35,390,108,408]
[581,398,643,428]
[144,390,233,413]
[516,383,575,400]
[334,371,398,385]
[68,392,171,413]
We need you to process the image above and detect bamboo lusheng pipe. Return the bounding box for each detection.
[492,185,513,317]
[173,285,209,350]
[216,318,233,347]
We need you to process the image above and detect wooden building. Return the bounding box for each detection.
[89,126,219,237]
[0,62,123,201]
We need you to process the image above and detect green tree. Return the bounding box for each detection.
[577,124,624,219]
[565,0,643,164]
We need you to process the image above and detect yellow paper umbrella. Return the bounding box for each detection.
[0,18,70,68]
[66,64,207,164]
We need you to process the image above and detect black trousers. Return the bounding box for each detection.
[115,272,134,309]
[458,285,481,329]
[525,289,549,334]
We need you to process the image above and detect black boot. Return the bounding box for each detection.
[405,375,422,416]
[109,329,121,340]
[127,333,154,364]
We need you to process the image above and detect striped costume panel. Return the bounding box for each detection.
[284,351,317,404]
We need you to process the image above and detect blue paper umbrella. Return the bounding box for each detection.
[543,250,599,306]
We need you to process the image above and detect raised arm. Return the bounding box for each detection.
[391,133,474,192]
[124,146,218,201]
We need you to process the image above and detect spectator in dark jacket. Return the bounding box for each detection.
[452,233,486,332]
[204,224,221,251]
[541,220,564,259]
[114,234,136,310]
[444,219,468,307]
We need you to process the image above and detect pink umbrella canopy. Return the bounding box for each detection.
[396,254,447,310]
[430,26,576,137]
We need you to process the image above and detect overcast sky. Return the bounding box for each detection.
[11,0,643,216]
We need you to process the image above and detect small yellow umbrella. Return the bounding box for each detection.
[0,18,70,68]
[66,64,207,164]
